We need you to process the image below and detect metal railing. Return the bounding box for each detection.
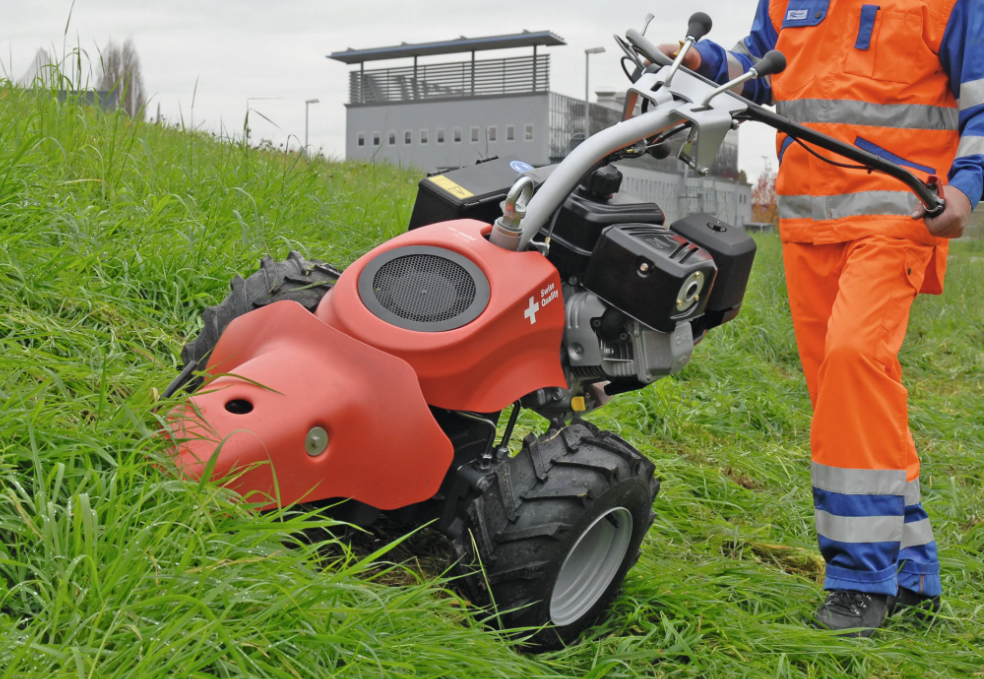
[349,54,550,105]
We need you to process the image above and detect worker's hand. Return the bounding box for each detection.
[912,185,972,239]
[655,43,702,71]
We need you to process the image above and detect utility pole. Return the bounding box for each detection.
[584,47,605,138]
[305,98,320,156]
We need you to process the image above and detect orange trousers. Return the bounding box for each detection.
[783,235,940,596]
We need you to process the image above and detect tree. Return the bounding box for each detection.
[752,167,778,224]
[98,38,146,118]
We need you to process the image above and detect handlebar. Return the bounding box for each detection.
[509,24,947,252]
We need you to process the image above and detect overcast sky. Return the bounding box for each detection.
[3,0,777,181]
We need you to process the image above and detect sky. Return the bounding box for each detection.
[2,0,778,181]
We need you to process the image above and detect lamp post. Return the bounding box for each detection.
[305,98,320,157]
[584,47,606,138]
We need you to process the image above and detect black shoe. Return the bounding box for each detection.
[888,587,941,621]
[813,590,890,637]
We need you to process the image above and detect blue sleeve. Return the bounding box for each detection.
[693,0,778,105]
[939,0,984,209]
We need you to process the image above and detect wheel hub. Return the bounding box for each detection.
[549,506,634,626]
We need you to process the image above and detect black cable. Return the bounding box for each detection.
[789,136,871,171]
[620,56,641,83]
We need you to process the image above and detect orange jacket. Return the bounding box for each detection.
[694,0,984,293]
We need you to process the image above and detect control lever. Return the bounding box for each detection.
[698,49,787,108]
[641,12,655,35]
[664,12,713,86]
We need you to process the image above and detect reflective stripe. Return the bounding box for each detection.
[956,135,984,158]
[904,479,921,507]
[815,510,904,543]
[779,191,917,221]
[901,518,935,549]
[777,99,959,131]
[811,462,906,496]
[732,40,753,58]
[959,78,984,112]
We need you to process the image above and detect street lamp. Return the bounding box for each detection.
[305,98,320,156]
[584,47,606,138]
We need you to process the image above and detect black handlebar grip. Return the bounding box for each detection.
[753,50,787,77]
[687,12,713,41]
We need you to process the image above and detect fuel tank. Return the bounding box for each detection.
[317,220,566,413]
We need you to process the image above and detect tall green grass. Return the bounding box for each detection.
[1,82,982,678]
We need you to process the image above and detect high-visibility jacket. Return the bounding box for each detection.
[695,0,984,293]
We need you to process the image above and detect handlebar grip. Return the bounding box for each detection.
[752,50,787,78]
[625,29,674,67]
[687,12,713,41]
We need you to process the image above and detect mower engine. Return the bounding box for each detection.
[410,158,757,400]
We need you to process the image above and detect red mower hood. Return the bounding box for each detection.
[166,301,453,510]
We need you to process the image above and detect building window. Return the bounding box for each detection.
[420,129,429,145]
[388,131,396,146]
[437,128,445,144]
[373,132,381,147]
[453,128,462,143]
[506,125,515,141]
[525,124,534,141]
[487,126,497,142]
[404,130,412,145]
[471,126,480,143]
[357,132,365,147]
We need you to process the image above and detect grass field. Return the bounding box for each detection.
[1,83,983,678]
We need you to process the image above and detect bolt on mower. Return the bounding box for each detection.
[163,13,948,649]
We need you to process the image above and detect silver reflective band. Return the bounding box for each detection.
[777,99,959,131]
[812,461,906,496]
[732,40,753,58]
[956,135,984,158]
[780,191,918,221]
[815,510,904,544]
[901,518,935,548]
[959,78,984,112]
[904,478,921,507]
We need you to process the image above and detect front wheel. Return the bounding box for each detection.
[453,422,659,649]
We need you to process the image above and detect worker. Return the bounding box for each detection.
[659,0,983,635]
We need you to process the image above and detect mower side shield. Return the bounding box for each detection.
[167,301,453,510]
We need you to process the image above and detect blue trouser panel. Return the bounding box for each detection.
[812,464,940,596]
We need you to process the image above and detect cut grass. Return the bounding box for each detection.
[1,82,982,678]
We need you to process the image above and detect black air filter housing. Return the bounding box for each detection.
[584,224,717,333]
[544,189,665,281]
[669,213,756,329]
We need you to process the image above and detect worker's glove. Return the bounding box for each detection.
[912,185,972,239]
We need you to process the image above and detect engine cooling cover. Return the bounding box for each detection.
[358,245,491,332]
[317,219,567,413]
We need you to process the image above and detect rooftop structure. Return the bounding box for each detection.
[328,31,750,226]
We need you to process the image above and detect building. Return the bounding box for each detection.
[328,32,752,227]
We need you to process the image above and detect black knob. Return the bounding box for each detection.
[581,164,623,198]
[753,50,787,77]
[648,142,672,160]
[687,12,713,41]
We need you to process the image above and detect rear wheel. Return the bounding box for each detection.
[452,421,659,649]
[164,251,340,397]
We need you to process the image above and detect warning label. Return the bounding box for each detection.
[427,175,475,200]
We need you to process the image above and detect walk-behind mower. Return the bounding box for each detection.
[164,14,947,648]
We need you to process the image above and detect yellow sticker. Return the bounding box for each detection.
[427,175,474,200]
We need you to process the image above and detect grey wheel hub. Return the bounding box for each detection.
[549,506,634,626]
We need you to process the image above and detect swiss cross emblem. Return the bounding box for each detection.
[524,296,540,324]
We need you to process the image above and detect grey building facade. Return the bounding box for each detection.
[329,31,751,228]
